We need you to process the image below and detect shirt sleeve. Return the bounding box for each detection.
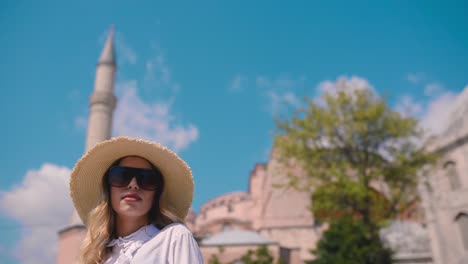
[170,227,204,264]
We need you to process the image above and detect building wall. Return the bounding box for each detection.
[194,157,320,263]
[259,158,314,228]
[56,227,86,264]
[195,192,256,237]
[259,227,322,261]
[424,129,468,263]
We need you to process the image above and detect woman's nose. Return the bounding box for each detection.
[127,177,139,190]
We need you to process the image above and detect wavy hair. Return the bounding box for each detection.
[78,157,184,264]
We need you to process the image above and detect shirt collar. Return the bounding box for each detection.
[107,224,159,248]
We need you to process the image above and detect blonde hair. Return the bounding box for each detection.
[78,158,184,264]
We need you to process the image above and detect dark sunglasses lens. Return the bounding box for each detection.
[137,171,158,190]
[108,167,132,187]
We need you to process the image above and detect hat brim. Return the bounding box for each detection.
[70,137,193,225]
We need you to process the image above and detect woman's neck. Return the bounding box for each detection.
[115,216,149,237]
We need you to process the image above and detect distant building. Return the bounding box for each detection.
[420,86,468,264]
[193,161,323,263]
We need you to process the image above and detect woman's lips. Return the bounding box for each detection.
[122,193,142,201]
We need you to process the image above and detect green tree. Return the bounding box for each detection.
[274,88,437,264]
[274,88,437,226]
[308,216,392,264]
[240,245,279,264]
[208,254,222,264]
[208,246,225,264]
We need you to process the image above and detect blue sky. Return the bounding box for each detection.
[0,0,467,263]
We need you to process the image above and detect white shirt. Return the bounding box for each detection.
[104,223,203,264]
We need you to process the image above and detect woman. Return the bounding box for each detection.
[69,137,203,264]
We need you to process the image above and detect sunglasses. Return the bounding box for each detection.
[107,166,160,191]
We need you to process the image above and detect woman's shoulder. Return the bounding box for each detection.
[137,223,198,253]
[159,223,194,237]
[134,223,203,263]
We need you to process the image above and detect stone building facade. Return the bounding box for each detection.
[420,85,468,264]
[193,161,325,263]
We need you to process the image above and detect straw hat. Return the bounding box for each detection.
[70,136,193,225]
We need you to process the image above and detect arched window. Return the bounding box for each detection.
[455,213,468,250]
[443,161,461,190]
[424,180,433,194]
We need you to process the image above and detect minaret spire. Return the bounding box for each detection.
[98,25,116,66]
[84,26,118,150]
[57,26,118,264]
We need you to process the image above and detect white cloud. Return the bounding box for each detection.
[254,75,306,116]
[256,75,305,90]
[228,75,248,93]
[267,91,301,115]
[74,116,87,129]
[257,75,374,116]
[258,74,464,141]
[405,72,445,96]
[317,75,375,96]
[313,76,461,138]
[395,95,424,117]
[420,91,458,136]
[406,72,425,84]
[99,30,137,66]
[114,32,137,65]
[392,89,459,137]
[113,81,199,152]
[311,76,377,109]
[0,164,73,264]
[401,73,461,136]
[424,82,444,97]
[143,49,180,94]
[77,39,197,151]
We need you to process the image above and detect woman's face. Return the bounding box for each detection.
[110,156,156,221]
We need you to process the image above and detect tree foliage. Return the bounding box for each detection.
[240,245,279,264]
[208,254,222,264]
[311,181,391,223]
[308,216,393,264]
[274,88,437,224]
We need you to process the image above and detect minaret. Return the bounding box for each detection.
[56,27,117,264]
